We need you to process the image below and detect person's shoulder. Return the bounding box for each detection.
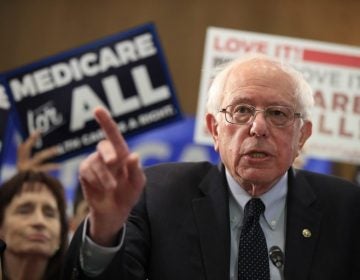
[295,168,359,194]
[294,169,360,220]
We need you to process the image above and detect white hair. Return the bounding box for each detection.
[205,53,314,121]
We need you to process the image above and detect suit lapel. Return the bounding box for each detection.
[190,166,322,280]
[192,165,230,280]
[284,169,323,280]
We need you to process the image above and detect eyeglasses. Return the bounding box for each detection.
[219,104,302,127]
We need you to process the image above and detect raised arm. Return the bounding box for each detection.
[79,107,146,246]
[17,131,60,172]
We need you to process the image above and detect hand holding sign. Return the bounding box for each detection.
[79,107,146,246]
[17,132,60,172]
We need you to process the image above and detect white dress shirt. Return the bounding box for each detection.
[227,170,287,280]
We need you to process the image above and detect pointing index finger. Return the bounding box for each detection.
[94,107,129,156]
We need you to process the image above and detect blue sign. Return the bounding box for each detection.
[127,116,220,166]
[0,83,11,170]
[0,116,334,203]
[1,23,182,161]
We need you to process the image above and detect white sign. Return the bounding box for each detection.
[195,26,360,164]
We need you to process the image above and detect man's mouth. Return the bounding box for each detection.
[248,152,268,158]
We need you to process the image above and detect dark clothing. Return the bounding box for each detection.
[64,162,360,280]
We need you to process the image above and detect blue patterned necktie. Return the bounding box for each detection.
[238,198,270,280]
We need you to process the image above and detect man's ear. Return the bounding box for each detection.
[298,120,312,149]
[206,113,219,151]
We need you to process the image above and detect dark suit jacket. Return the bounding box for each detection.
[63,162,360,279]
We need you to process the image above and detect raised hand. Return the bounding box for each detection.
[17,131,60,172]
[79,107,146,246]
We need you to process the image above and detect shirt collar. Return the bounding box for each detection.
[226,169,287,230]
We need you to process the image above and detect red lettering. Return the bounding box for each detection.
[227,38,243,52]
[353,96,360,114]
[339,117,353,137]
[214,36,222,51]
[313,90,326,109]
[275,45,301,60]
[318,114,332,135]
[339,117,354,137]
[213,36,267,53]
[332,93,348,112]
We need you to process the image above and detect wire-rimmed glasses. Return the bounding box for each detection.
[219,103,302,127]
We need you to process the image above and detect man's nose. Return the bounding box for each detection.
[249,111,269,137]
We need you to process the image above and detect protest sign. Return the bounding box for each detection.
[2,23,182,161]
[0,83,11,169]
[195,27,360,164]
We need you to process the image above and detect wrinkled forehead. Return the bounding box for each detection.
[224,59,296,96]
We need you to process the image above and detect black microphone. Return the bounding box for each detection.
[269,245,285,280]
[269,245,284,268]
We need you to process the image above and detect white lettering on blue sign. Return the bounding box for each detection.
[69,64,170,131]
[0,85,10,110]
[27,101,64,136]
[10,33,157,102]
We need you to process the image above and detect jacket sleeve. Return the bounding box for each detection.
[62,191,150,280]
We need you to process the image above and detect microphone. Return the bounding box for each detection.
[269,245,284,268]
[269,246,284,280]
